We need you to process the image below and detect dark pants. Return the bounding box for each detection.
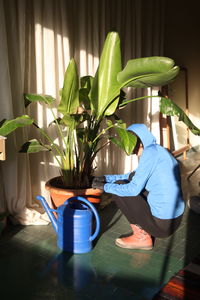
[112,192,183,238]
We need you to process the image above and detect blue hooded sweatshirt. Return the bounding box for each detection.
[104,124,185,219]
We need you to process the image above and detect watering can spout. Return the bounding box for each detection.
[37,195,58,233]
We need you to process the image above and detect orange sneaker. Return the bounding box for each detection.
[115,224,153,250]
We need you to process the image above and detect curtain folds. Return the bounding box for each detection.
[0,0,165,224]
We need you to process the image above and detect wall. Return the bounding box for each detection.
[164,0,200,148]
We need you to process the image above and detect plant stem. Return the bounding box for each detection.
[49,105,78,173]
[92,123,113,144]
[49,105,69,151]
[119,95,159,107]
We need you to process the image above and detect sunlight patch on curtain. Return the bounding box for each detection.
[124,155,138,173]
[79,50,99,77]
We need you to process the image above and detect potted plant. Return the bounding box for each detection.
[0,31,180,208]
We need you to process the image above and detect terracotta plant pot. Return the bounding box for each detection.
[45,176,103,209]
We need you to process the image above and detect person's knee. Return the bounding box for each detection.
[112,194,122,203]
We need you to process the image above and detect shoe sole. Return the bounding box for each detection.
[115,240,153,250]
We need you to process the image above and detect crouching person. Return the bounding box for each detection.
[92,124,185,250]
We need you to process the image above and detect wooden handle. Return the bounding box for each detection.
[0,137,6,160]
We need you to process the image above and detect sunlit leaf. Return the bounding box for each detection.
[118,57,179,88]
[0,115,33,136]
[90,32,122,118]
[58,59,79,115]
[24,94,55,107]
[110,128,137,155]
[19,139,51,153]
[160,97,200,136]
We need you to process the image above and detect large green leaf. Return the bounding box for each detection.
[79,76,94,109]
[160,97,200,136]
[0,115,33,136]
[58,59,79,116]
[24,94,55,107]
[110,128,137,155]
[81,76,94,90]
[90,32,122,118]
[19,139,51,153]
[117,57,179,88]
[60,114,85,127]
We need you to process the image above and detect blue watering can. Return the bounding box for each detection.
[37,195,100,254]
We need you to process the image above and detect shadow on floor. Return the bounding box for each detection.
[0,235,162,300]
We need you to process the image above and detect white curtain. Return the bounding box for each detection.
[0,0,165,224]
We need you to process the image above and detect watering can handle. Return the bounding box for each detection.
[64,196,100,241]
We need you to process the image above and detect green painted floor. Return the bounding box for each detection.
[0,150,200,300]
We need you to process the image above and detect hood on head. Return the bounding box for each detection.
[127,124,156,148]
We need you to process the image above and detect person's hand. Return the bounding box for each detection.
[92,176,106,184]
[92,181,105,190]
[92,176,106,190]
[128,171,135,181]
